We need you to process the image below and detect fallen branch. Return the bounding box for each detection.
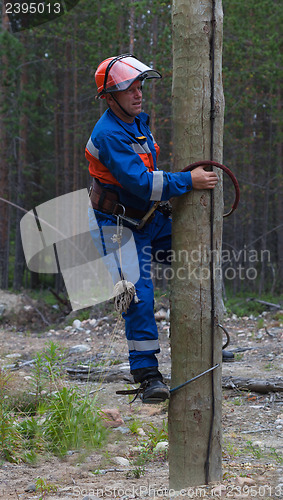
[66,365,283,394]
[93,468,130,474]
[222,376,283,393]
[241,428,271,434]
[66,365,133,383]
[246,298,282,310]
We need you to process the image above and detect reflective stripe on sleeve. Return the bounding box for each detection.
[130,143,146,154]
[140,141,151,154]
[150,171,164,200]
[130,141,151,155]
[127,339,160,352]
[86,138,99,159]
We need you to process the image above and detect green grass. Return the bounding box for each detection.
[274,311,283,322]
[28,289,59,307]
[223,435,283,466]
[128,418,143,435]
[224,292,283,317]
[0,386,108,463]
[146,420,168,448]
[39,387,107,457]
[244,440,264,459]
[0,344,108,464]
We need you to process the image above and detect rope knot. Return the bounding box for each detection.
[113,280,139,314]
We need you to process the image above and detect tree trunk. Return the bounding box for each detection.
[63,41,72,193]
[13,36,28,289]
[129,0,135,54]
[0,5,11,288]
[150,15,158,135]
[54,39,61,198]
[258,102,272,296]
[73,16,79,191]
[276,83,283,287]
[169,0,224,489]
[54,39,64,293]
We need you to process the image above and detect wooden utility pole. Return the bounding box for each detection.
[169,0,224,489]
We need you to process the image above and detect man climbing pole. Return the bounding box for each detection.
[85,54,218,404]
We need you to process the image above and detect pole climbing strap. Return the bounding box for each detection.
[116,364,220,403]
[181,160,240,217]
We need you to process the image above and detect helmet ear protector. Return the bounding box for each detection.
[96,54,161,99]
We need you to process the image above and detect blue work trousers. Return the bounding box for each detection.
[89,208,171,371]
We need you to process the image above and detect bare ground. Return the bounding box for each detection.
[0,291,282,499]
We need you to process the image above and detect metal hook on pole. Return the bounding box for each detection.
[170,363,220,394]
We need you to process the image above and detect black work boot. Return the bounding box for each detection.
[131,367,170,404]
[222,349,235,362]
[141,379,170,404]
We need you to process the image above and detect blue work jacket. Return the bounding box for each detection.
[85,108,192,211]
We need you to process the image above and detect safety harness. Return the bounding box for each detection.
[89,159,240,229]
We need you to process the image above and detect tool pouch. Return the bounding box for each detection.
[157,200,172,217]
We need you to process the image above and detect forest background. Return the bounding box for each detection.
[0,0,282,307]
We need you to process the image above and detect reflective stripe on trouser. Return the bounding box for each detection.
[122,211,171,370]
[89,209,172,371]
[127,339,160,351]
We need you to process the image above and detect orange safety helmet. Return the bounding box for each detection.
[95,54,161,98]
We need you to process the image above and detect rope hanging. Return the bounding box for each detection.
[113,279,139,314]
[111,217,139,314]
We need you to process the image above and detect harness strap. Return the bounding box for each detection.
[90,179,155,222]
[116,380,149,404]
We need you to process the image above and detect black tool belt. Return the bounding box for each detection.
[89,179,154,222]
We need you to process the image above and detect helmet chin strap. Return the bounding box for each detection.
[110,92,134,119]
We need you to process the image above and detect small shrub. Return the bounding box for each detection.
[40,387,107,456]
[131,445,152,466]
[0,369,23,463]
[257,318,264,330]
[128,418,143,435]
[0,410,23,463]
[269,447,283,464]
[126,466,145,479]
[146,420,168,449]
[245,440,264,459]
[17,416,45,462]
[35,477,58,499]
[31,341,66,400]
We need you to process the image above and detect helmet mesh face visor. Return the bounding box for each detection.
[105,56,161,93]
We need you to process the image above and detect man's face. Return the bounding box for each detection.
[106,80,143,123]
